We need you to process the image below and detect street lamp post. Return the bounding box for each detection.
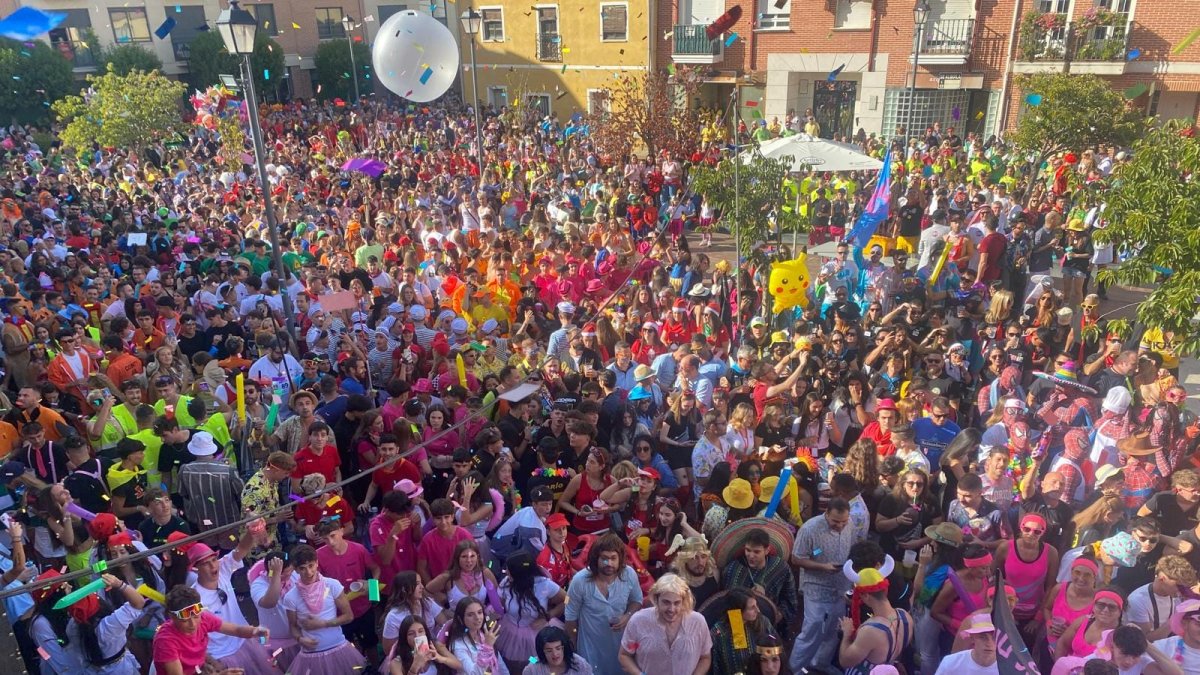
[342,15,360,101]
[459,8,484,160]
[906,1,931,142]
[217,0,297,346]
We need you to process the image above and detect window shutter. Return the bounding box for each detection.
[601,5,626,38]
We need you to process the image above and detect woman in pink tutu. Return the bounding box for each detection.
[495,551,568,673]
[280,544,368,672]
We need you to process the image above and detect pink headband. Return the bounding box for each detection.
[1094,590,1124,610]
[1072,558,1100,575]
[1020,513,1047,530]
[964,553,994,568]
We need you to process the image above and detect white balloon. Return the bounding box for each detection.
[372,10,460,103]
[219,172,235,189]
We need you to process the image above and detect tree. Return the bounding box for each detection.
[588,67,704,159]
[1012,73,1145,167]
[99,43,163,75]
[690,143,804,263]
[0,38,74,124]
[313,40,371,101]
[53,64,188,155]
[1094,121,1200,354]
[184,31,284,99]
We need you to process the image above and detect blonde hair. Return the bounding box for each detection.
[610,460,638,483]
[649,573,695,613]
[1156,555,1198,586]
[728,403,755,433]
[1072,494,1122,533]
[985,290,1014,325]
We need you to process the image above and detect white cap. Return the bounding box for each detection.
[1102,386,1132,415]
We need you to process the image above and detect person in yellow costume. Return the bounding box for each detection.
[469,289,510,331]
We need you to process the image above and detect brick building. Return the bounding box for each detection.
[656,0,1200,139]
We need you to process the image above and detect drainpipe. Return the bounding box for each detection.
[868,0,881,73]
[997,0,1024,133]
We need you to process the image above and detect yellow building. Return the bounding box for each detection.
[451,1,654,119]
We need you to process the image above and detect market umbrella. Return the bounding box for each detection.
[710,516,794,571]
[744,134,883,173]
[341,157,387,178]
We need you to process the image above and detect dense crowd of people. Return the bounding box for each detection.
[0,91,1191,675]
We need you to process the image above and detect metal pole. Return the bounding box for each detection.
[346,24,360,101]
[906,22,922,143]
[468,27,483,159]
[241,56,297,347]
[733,83,741,333]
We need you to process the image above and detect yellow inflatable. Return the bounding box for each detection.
[768,254,812,313]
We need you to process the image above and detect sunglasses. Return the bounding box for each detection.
[904,480,925,487]
[1093,601,1120,612]
[1021,526,1045,535]
[171,602,204,619]
[636,445,652,452]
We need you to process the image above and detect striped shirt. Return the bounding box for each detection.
[177,459,245,535]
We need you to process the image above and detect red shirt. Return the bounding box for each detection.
[294,494,352,528]
[372,458,422,492]
[977,232,1007,284]
[537,542,582,588]
[860,421,896,456]
[292,445,340,484]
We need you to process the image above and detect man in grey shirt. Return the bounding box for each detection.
[789,497,855,673]
[177,431,244,551]
[917,209,951,269]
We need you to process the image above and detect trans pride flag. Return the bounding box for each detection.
[843,149,893,249]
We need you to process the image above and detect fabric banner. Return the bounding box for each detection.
[991,570,1041,674]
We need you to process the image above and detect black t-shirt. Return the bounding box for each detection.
[176,331,210,360]
[754,421,790,449]
[876,493,938,557]
[1020,497,1074,552]
[158,430,197,486]
[526,460,574,503]
[926,374,962,403]
[138,514,191,549]
[62,460,110,516]
[1140,491,1200,537]
[112,472,148,530]
[898,204,924,237]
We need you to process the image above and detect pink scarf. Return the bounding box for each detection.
[296,576,327,614]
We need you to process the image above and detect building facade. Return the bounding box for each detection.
[4,0,459,100]
[655,0,1200,140]
[450,0,655,120]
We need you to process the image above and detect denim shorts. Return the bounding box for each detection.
[1063,267,1088,279]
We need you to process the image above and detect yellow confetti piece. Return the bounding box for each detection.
[292,22,301,30]
[326,497,339,507]
[1174,28,1200,55]
[264,20,270,29]
[562,47,570,54]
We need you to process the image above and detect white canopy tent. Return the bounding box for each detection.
[744,134,883,173]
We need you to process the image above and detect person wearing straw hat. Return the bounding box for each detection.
[932,614,1000,674]
[721,527,798,631]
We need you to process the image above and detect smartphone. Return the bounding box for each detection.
[413,635,429,652]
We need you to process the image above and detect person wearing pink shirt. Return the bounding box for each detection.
[417,497,474,583]
[372,491,423,587]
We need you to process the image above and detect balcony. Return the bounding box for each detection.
[909,18,974,66]
[671,25,723,65]
[1015,11,1130,75]
[537,33,561,62]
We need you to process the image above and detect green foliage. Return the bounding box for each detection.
[185,31,284,99]
[690,144,805,263]
[53,65,188,155]
[1094,121,1200,354]
[100,43,163,75]
[0,38,75,124]
[313,40,371,101]
[1013,73,1145,165]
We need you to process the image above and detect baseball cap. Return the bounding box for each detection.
[545,513,569,529]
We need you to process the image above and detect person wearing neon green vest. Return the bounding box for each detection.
[151,375,197,429]
[185,398,240,472]
[106,438,149,530]
[109,380,144,439]
[86,388,126,461]
[128,405,165,492]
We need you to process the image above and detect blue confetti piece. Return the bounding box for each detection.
[263,68,269,80]
[0,7,66,41]
[154,17,176,40]
[724,32,738,47]
[419,66,433,84]
[812,548,823,556]
[175,4,182,12]
[1025,93,1043,106]
[1127,47,1141,61]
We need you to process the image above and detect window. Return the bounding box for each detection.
[378,5,409,25]
[316,7,346,39]
[600,4,627,41]
[834,0,870,30]
[480,8,504,41]
[1035,0,1068,11]
[250,3,278,35]
[588,90,611,114]
[536,7,560,61]
[757,0,789,29]
[527,93,551,117]
[487,86,508,109]
[110,8,151,43]
[48,9,95,67]
[171,6,208,61]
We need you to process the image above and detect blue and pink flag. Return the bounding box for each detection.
[844,149,893,248]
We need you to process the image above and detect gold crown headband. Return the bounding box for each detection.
[756,646,783,657]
